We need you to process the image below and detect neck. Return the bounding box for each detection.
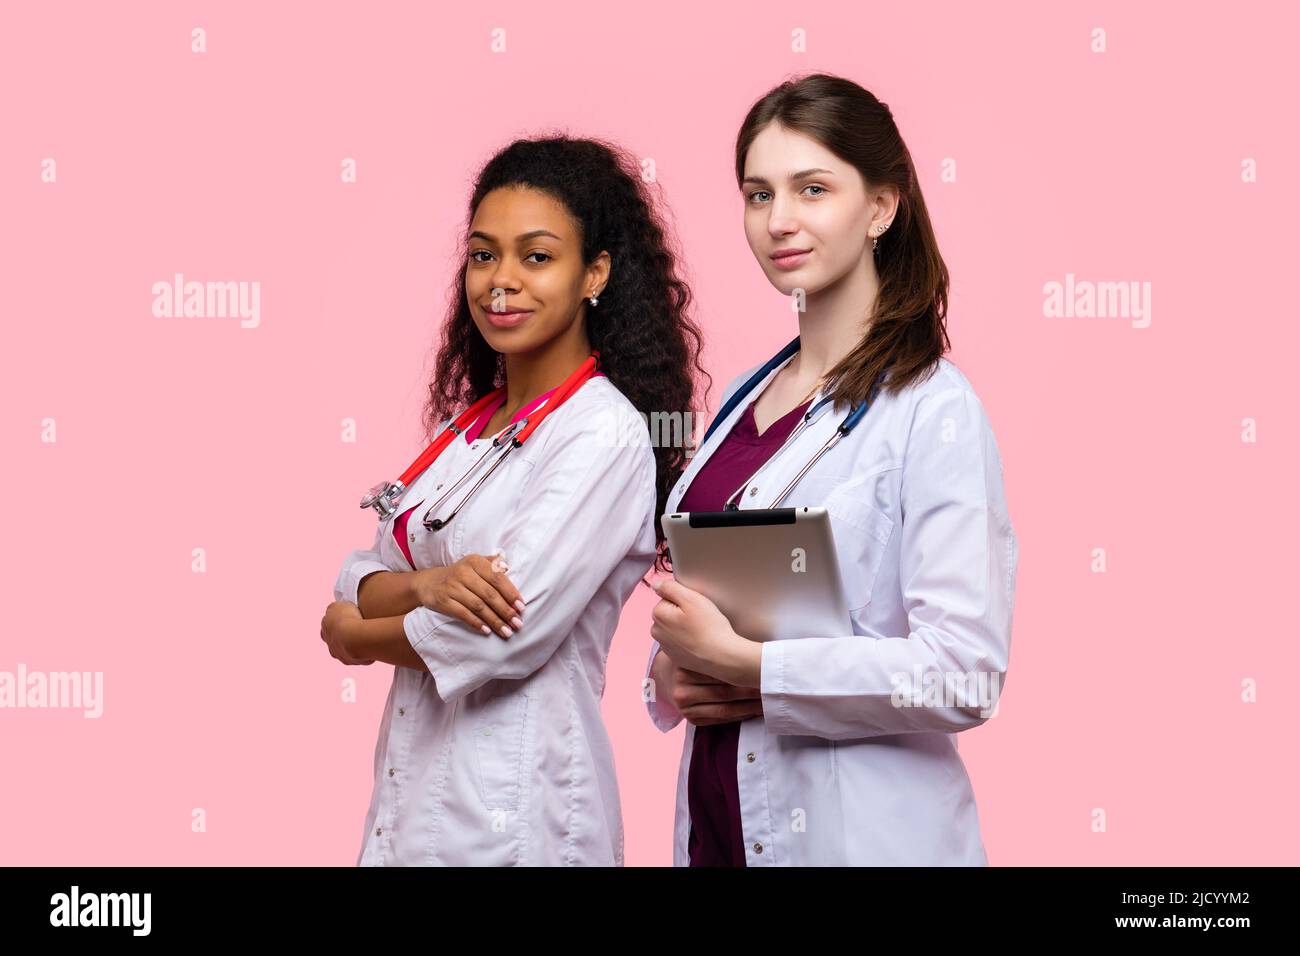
[791,254,879,382]
[501,322,592,415]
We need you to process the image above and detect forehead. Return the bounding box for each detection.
[470,186,578,241]
[744,122,847,178]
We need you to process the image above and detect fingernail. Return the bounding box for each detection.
[501,626,512,638]
[514,599,526,612]
[480,625,491,635]
[510,616,523,629]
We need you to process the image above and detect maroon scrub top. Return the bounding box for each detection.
[676,395,812,866]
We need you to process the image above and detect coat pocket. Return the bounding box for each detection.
[823,488,895,612]
[470,687,532,812]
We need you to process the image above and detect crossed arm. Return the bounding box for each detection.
[334,570,428,670]
[326,406,659,701]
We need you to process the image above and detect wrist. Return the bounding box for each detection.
[650,648,672,694]
[715,626,762,687]
[408,567,442,608]
[344,615,373,659]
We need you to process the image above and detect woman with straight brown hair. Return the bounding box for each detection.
[645,73,1019,866]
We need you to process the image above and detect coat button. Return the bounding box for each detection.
[398,707,405,717]
[746,752,756,762]
[388,768,395,777]
[408,532,416,542]
[753,842,763,854]
[749,486,758,496]
[376,827,383,836]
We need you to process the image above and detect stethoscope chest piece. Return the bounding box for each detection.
[360,479,406,519]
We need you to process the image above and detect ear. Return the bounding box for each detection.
[872,185,901,232]
[586,250,612,299]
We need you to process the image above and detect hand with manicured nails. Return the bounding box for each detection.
[412,552,526,640]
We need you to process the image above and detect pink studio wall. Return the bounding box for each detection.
[1,1,1296,865]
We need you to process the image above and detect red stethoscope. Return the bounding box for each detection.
[359,352,602,532]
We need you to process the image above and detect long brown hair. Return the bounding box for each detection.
[735,73,950,401]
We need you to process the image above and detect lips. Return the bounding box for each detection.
[481,303,535,329]
[770,248,812,271]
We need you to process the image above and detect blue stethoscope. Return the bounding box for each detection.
[697,335,886,510]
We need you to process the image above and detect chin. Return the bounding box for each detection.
[768,270,826,297]
[474,324,545,356]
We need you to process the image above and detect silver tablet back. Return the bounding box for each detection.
[661,507,852,642]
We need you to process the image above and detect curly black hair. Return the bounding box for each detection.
[424,135,710,570]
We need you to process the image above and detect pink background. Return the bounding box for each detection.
[2,1,1296,865]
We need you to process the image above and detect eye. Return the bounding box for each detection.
[747,190,772,204]
[803,184,827,197]
[525,251,552,264]
[469,250,493,263]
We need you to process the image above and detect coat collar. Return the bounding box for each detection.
[669,352,843,512]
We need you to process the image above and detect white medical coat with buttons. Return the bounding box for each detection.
[645,354,1019,865]
[336,376,657,866]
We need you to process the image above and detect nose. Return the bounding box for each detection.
[489,257,522,297]
[766,193,798,240]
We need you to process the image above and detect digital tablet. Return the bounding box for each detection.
[661,507,852,642]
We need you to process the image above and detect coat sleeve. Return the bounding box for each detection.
[333,520,393,605]
[644,636,684,732]
[405,401,658,703]
[643,364,760,734]
[759,386,1019,740]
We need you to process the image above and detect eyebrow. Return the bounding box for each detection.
[740,168,837,187]
[468,229,563,244]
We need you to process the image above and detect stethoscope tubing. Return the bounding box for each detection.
[710,340,885,510]
[360,352,601,529]
[421,417,529,531]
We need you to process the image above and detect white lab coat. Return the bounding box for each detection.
[645,353,1019,865]
[336,376,658,865]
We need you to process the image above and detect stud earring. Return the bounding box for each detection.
[589,294,599,307]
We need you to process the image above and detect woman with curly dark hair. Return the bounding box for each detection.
[321,136,707,865]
